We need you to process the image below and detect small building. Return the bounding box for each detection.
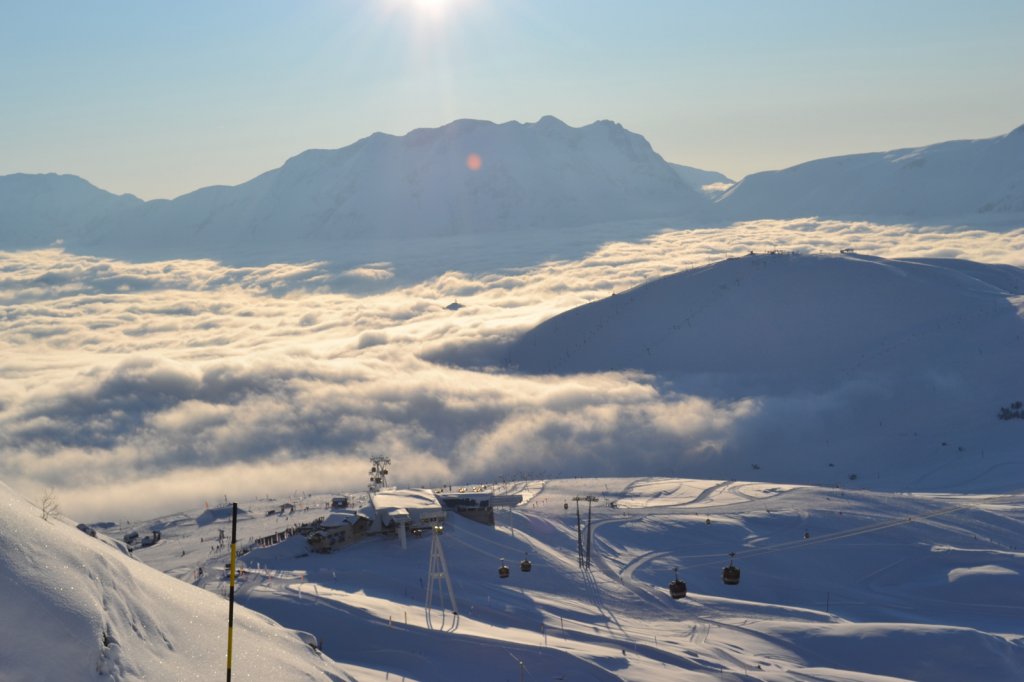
[307,512,371,553]
[438,492,495,525]
[331,496,349,510]
[438,491,524,526]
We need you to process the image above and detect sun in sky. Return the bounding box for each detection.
[405,0,466,24]
[411,0,452,18]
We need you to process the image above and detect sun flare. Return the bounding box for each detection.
[412,0,453,19]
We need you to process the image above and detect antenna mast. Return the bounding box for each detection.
[368,455,391,494]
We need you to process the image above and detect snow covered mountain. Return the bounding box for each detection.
[0,173,142,249]
[507,251,1024,386]
[5,121,1023,264]
[67,116,708,259]
[717,124,1024,225]
[0,481,378,681]
[503,252,1024,489]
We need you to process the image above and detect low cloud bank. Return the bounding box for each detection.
[2,220,1022,519]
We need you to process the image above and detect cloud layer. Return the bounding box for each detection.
[2,220,1022,520]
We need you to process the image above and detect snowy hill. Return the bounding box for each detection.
[122,479,1024,681]
[506,251,1024,385]
[0,173,142,249]
[503,252,1024,489]
[0,481,380,680]
[717,124,1024,225]
[70,117,708,260]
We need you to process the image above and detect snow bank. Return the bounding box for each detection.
[0,481,373,681]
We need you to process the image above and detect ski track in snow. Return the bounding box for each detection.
[80,477,1021,680]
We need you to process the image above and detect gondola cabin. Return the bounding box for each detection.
[722,553,741,585]
[668,567,687,599]
[498,561,510,579]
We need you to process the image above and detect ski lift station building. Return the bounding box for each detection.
[436,491,524,525]
[307,511,372,553]
[368,488,446,533]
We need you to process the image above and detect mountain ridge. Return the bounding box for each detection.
[67,116,710,258]
[3,120,1023,260]
[716,124,1024,224]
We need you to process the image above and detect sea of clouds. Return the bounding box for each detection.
[2,219,1022,521]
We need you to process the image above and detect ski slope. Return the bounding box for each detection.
[0,481,384,681]
[122,478,1024,681]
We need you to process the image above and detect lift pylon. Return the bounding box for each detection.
[425,525,459,631]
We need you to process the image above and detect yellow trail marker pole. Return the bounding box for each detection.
[226,502,237,681]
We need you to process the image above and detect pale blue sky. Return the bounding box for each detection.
[2,0,1022,199]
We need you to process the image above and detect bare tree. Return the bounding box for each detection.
[40,487,62,522]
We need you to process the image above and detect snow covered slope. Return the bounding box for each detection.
[75,117,708,259]
[717,124,1024,226]
[0,173,142,249]
[507,251,1024,386]
[129,479,1024,681]
[0,481,380,681]
[503,252,1024,490]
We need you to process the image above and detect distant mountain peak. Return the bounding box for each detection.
[535,114,569,127]
[48,116,709,259]
[0,172,143,249]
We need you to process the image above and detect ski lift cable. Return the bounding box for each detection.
[674,502,974,571]
[441,510,553,557]
[445,499,975,584]
[443,531,540,564]
[739,502,972,559]
[504,649,531,678]
[442,524,527,556]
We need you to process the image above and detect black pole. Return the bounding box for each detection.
[576,499,583,568]
[586,498,593,568]
[226,502,237,681]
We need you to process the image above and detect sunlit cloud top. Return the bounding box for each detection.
[2,220,1023,521]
